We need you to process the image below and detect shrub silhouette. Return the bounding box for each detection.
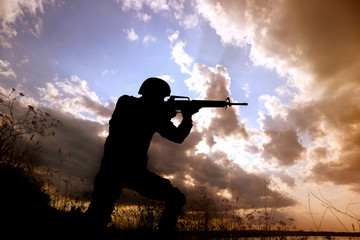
[0,88,61,164]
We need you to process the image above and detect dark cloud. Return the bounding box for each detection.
[35,107,107,187]
[257,109,306,166]
[81,95,114,119]
[272,171,296,189]
[262,130,305,166]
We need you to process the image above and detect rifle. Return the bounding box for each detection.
[166,95,248,113]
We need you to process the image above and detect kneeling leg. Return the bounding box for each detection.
[158,186,186,232]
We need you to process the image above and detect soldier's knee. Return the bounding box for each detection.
[168,187,186,207]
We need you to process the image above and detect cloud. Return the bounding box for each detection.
[179,13,198,29]
[165,31,294,203]
[255,95,305,166]
[102,69,115,75]
[186,63,248,139]
[119,0,169,18]
[35,108,106,186]
[195,0,360,190]
[148,63,295,208]
[262,129,305,166]
[156,74,175,83]
[4,65,294,208]
[142,34,157,44]
[0,59,16,78]
[168,29,179,43]
[195,0,249,47]
[136,12,152,22]
[34,76,116,184]
[120,0,170,12]
[37,75,114,121]
[269,170,296,188]
[123,28,139,41]
[0,0,58,48]
[123,29,156,45]
[170,39,193,74]
[118,0,199,29]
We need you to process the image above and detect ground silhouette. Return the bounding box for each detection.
[0,163,86,239]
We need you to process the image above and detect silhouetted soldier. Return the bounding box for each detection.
[86,78,198,237]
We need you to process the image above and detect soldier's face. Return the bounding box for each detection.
[143,94,165,104]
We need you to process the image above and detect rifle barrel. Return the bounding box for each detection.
[230,103,248,106]
[171,100,248,108]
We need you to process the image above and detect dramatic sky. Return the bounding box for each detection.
[1,0,360,231]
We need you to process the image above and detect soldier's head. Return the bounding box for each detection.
[138,77,171,101]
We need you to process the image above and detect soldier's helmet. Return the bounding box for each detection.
[138,77,171,98]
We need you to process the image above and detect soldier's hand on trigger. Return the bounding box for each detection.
[163,106,177,119]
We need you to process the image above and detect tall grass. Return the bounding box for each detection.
[40,148,90,213]
[105,185,297,233]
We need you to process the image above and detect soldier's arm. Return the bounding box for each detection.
[158,116,193,144]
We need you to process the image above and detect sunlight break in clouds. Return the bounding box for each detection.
[163,27,294,208]
[149,63,295,208]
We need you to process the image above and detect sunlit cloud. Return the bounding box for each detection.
[170,40,193,74]
[37,75,114,122]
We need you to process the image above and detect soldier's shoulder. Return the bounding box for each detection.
[116,95,138,105]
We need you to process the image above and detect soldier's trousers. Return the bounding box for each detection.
[86,168,186,234]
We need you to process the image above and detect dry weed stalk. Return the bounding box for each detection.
[309,190,360,234]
